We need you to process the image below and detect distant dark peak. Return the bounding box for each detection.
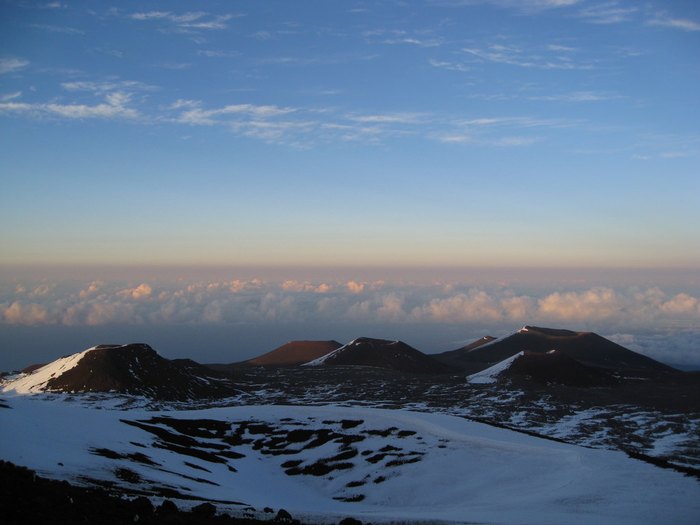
[309,337,452,374]
[235,340,344,368]
[434,325,675,376]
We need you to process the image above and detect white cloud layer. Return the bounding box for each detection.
[2,277,699,365]
[3,278,699,329]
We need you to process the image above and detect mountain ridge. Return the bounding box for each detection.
[1,326,684,397]
[2,343,239,400]
[433,325,676,375]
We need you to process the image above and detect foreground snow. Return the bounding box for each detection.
[0,395,698,525]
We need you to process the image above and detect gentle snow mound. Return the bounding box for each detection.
[467,351,524,384]
[1,346,97,394]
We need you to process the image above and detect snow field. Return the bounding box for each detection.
[0,396,698,525]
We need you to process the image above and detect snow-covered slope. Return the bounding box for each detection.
[0,396,697,525]
[467,351,524,384]
[1,347,97,394]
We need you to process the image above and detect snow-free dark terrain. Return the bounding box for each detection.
[1,326,699,524]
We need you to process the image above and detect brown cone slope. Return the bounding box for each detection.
[243,340,343,367]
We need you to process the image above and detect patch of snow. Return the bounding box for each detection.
[467,352,524,384]
[650,430,691,457]
[1,346,96,394]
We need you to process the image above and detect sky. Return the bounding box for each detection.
[1,1,699,369]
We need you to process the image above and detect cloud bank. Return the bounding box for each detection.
[3,278,699,329]
[2,276,699,365]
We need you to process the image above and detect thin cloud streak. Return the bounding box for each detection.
[649,15,700,32]
[0,58,29,75]
[129,11,238,32]
[0,92,140,120]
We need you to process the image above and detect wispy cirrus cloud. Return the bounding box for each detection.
[172,100,297,125]
[0,58,29,75]
[348,112,429,125]
[1,78,580,149]
[0,91,22,102]
[364,28,443,48]
[575,2,638,25]
[129,11,239,32]
[169,100,322,144]
[649,14,700,32]
[429,59,470,72]
[429,0,581,12]
[196,50,241,58]
[529,91,620,102]
[61,80,157,92]
[0,92,140,120]
[433,115,575,146]
[461,43,594,70]
[28,23,85,35]
[382,36,442,47]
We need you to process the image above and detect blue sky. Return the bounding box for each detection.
[1,1,700,368]
[1,0,699,268]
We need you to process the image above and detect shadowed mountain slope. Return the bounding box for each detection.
[434,326,676,376]
[503,350,620,386]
